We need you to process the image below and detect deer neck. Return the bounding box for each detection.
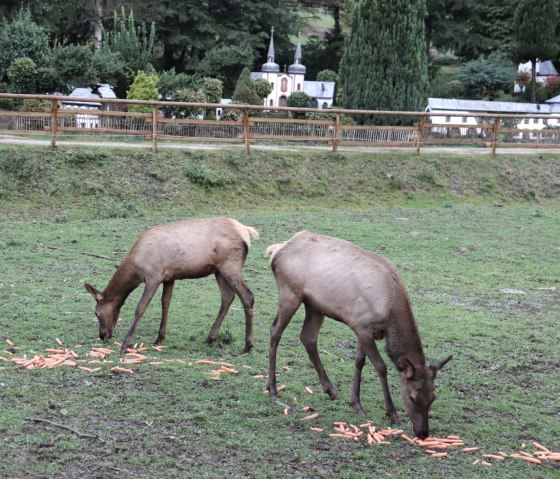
[385,312,427,367]
[103,261,142,306]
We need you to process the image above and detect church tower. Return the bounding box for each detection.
[288,35,306,93]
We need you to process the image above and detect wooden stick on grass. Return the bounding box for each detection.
[25,416,104,442]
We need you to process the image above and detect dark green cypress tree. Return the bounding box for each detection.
[514,0,560,103]
[339,0,428,124]
[232,67,261,105]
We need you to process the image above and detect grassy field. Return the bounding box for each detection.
[0,146,559,478]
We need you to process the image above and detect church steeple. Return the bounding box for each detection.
[262,27,280,73]
[288,33,306,75]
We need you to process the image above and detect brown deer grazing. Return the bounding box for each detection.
[85,217,259,354]
[266,231,451,439]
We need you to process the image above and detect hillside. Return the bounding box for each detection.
[0,145,558,220]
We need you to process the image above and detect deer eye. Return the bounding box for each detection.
[409,394,416,404]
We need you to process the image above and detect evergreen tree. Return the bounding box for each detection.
[232,67,261,105]
[514,0,560,103]
[339,0,428,124]
[126,70,159,113]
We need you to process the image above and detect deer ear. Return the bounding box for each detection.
[431,355,453,375]
[85,283,103,302]
[397,357,415,379]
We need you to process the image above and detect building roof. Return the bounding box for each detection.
[426,97,560,114]
[303,81,335,100]
[62,84,117,107]
[518,60,558,76]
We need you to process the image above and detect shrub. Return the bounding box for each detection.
[7,57,37,93]
[127,70,159,114]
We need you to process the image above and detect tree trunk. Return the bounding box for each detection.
[531,59,537,103]
[92,0,104,53]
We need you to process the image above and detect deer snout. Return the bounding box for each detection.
[99,329,112,341]
[414,428,429,440]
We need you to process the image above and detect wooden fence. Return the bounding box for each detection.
[1,93,560,154]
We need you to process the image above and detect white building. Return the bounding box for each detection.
[251,31,335,109]
[61,84,117,128]
[426,97,560,139]
[514,60,558,93]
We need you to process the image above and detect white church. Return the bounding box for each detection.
[251,31,335,109]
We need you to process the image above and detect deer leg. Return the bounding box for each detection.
[155,280,175,345]
[357,333,400,424]
[350,343,367,413]
[219,267,255,353]
[267,290,301,398]
[206,272,236,344]
[300,304,339,400]
[120,282,159,354]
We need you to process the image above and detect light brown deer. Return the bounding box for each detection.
[266,231,451,439]
[85,217,259,354]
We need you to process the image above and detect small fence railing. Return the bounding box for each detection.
[1,93,560,154]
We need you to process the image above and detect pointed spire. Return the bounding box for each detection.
[288,32,306,76]
[294,32,302,64]
[267,27,275,63]
[262,27,280,73]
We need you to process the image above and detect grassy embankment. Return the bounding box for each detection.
[0,145,558,478]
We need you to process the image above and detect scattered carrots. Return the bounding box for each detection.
[5,339,14,347]
[300,413,319,421]
[304,386,314,394]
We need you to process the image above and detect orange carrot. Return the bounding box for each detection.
[5,339,14,347]
[481,461,492,467]
[521,456,542,465]
[431,453,448,458]
[149,361,164,365]
[447,435,461,440]
[532,441,550,453]
[300,413,319,421]
[55,338,63,346]
[463,447,480,453]
[304,386,314,394]
[309,427,323,432]
[277,384,286,391]
[0,356,9,362]
[302,406,311,412]
[400,434,415,444]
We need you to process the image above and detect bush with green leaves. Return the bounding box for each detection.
[7,57,37,93]
[164,88,207,119]
[49,44,97,92]
[158,69,200,101]
[0,8,49,81]
[252,78,272,100]
[458,50,515,99]
[287,91,312,119]
[316,69,338,83]
[126,71,159,114]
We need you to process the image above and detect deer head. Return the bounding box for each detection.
[397,355,452,439]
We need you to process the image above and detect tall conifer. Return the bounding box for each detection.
[339,0,428,124]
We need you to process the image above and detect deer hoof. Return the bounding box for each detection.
[350,401,365,414]
[387,411,401,424]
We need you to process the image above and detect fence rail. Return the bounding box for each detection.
[1,93,560,154]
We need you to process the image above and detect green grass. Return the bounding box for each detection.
[0,145,558,477]
[0,205,559,478]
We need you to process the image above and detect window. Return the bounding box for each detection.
[523,119,529,124]
[543,118,549,125]
[445,116,451,123]
[281,78,288,93]
[297,83,301,91]
[271,82,274,90]
[462,116,467,123]
[269,99,274,106]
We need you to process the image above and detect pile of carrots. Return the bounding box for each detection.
[195,359,239,380]
[1,338,172,375]
[302,418,558,466]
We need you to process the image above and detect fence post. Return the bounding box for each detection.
[243,108,250,154]
[50,99,58,148]
[152,105,158,153]
[333,113,341,152]
[416,116,425,155]
[491,116,500,156]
